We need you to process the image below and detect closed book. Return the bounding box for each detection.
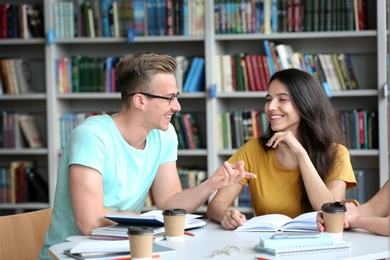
[26,4,44,38]
[256,55,268,91]
[232,53,245,88]
[0,4,8,38]
[181,113,196,149]
[313,54,332,97]
[188,113,203,149]
[25,166,49,202]
[18,114,43,148]
[100,0,113,37]
[68,240,176,257]
[263,0,271,33]
[258,232,334,249]
[188,57,205,92]
[255,240,351,256]
[263,40,276,75]
[244,55,256,91]
[275,44,294,70]
[220,55,234,92]
[331,53,347,90]
[172,112,187,149]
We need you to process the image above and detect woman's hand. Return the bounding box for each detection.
[221,208,246,230]
[266,131,304,155]
[316,211,350,232]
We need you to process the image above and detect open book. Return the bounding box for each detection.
[235,211,318,232]
[105,210,207,229]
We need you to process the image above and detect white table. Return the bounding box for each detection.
[49,220,390,260]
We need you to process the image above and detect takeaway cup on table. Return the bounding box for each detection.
[321,201,347,237]
[128,226,154,260]
[162,208,186,241]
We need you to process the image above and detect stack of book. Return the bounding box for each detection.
[64,240,176,259]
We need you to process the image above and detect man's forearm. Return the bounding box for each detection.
[160,180,215,213]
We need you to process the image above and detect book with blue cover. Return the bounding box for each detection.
[255,240,351,256]
[258,232,334,249]
[182,57,205,92]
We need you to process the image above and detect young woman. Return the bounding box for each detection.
[207,68,357,230]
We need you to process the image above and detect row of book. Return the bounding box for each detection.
[0,3,44,39]
[270,42,359,93]
[60,111,115,149]
[60,111,204,150]
[339,110,378,150]
[346,169,379,204]
[0,59,34,95]
[172,112,204,150]
[217,41,359,94]
[214,0,368,34]
[218,109,378,150]
[0,111,44,149]
[218,109,267,150]
[54,0,204,39]
[0,161,49,204]
[56,55,205,93]
[56,56,119,93]
[144,167,208,207]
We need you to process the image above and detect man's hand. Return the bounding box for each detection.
[208,161,256,191]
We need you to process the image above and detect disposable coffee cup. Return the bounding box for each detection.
[128,226,154,260]
[321,201,346,237]
[162,209,186,241]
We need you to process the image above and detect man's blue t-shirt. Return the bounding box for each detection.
[39,114,178,259]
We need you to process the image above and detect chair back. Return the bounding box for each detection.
[0,208,52,259]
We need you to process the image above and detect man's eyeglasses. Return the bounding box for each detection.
[128,92,179,105]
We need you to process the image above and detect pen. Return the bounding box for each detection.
[116,254,160,260]
[184,231,195,237]
[255,257,270,260]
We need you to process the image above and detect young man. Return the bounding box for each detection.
[39,52,256,259]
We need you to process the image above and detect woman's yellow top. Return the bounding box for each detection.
[229,139,357,218]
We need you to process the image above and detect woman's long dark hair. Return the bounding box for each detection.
[260,69,342,211]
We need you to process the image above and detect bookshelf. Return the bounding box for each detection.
[0,3,48,212]
[0,0,388,214]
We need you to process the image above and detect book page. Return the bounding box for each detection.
[235,214,292,231]
[281,211,318,231]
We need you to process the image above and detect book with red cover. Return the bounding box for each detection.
[357,0,367,31]
[261,55,271,90]
[256,55,268,91]
[244,55,257,91]
[250,54,262,91]
[0,4,9,38]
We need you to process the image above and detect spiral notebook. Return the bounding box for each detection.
[255,241,351,256]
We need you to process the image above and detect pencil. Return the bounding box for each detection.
[184,231,195,236]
